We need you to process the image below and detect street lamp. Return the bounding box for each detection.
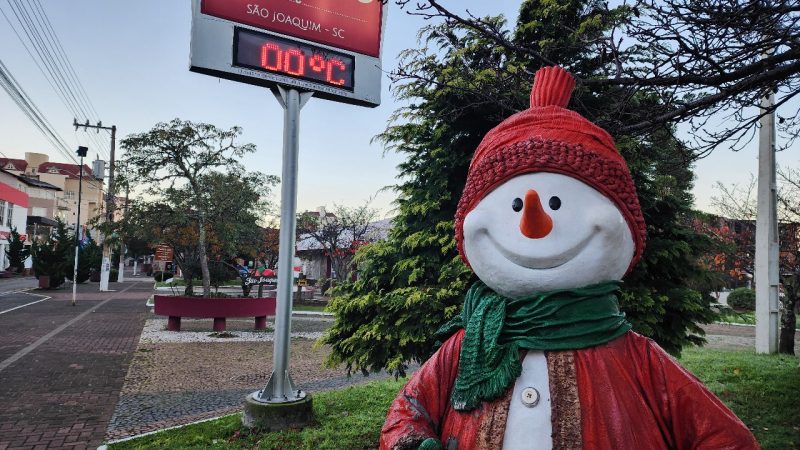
[71,146,88,307]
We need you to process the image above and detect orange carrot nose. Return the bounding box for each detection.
[520,189,553,239]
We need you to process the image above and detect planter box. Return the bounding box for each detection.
[153,294,277,332]
[38,275,50,289]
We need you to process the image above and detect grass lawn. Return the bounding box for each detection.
[109,348,799,450]
[717,310,756,326]
[679,347,799,449]
[716,311,800,330]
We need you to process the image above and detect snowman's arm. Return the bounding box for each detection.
[380,329,464,450]
[641,339,759,449]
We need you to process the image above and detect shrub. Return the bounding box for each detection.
[31,219,72,289]
[153,271,173,282]
[728,288,756,311]
[70,238,102,283]
[110,268,119,282]
[209,263,237,288]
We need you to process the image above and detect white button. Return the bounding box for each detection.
[521,387,540,407]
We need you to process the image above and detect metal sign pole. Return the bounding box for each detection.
[255,86,312,403]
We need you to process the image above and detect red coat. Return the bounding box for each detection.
[381,330,758,450]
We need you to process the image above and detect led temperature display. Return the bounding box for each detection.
[234,28,355,91]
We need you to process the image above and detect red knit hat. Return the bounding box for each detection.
[455,66,646,272]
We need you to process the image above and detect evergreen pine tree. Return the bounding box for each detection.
[322,0,717,376]
[5,227,30,273]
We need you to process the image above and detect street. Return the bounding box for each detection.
[0,278,152,450]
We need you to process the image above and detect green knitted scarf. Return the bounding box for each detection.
[436,280,631,411]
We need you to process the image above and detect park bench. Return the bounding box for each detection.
[153,294,276,332]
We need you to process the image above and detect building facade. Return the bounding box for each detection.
[0,170,29,270]
[0,152,104,231]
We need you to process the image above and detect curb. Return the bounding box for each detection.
[100,412,239,449]
[293,310,333,317]
[713,321,756,328]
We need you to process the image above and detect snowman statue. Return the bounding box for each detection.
[380,67,758,450]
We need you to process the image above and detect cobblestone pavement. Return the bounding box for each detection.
[137,317,331,343]
[106,316,401,441]
[0,280,152,450]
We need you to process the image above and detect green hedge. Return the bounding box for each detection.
[728,288,756,311]
[153,271,174,282]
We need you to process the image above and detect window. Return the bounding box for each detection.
[48,167,59,174]
[65,191,75,200]
[4,163,14,170]
[0,201,6,227]
[30,168,37,175]
[6,204,13,227]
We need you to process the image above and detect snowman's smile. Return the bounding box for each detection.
[484,226,597,270]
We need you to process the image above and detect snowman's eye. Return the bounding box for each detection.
[549,196,561,210]
[512,198,523,212]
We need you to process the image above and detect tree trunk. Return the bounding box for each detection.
[198,219,211,298]
[184,277,194,296]
[331,257,344,282]
[779,295,797,355]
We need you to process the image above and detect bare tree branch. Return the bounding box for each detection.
[390,0,800,157]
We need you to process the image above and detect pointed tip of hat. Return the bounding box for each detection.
[530,66,575,108]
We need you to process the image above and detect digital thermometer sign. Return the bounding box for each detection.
[234,28,354,91]
[189,0,385,107]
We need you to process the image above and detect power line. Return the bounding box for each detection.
[0,62,109,195]
[0,62,106,190]
[1,0,110,160]
[0,58,78,165]
[6,0,88,120]
[25,0,110,159]
[0,5,77,128]
[28,0,95,119]
[31,0,100,120]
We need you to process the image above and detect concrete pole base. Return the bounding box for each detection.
[242,392,315,431]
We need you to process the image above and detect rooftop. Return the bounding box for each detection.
[14,174,61,191]
[39,162,100,180]
[0,158,28,172]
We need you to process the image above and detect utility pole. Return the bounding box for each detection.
[74,119,117,292]
[755,86,780,354]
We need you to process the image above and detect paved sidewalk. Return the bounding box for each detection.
[702,322,800,351]
[106,316,404,441]
[0,280,153,450]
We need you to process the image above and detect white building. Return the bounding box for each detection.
[296,212,393,281]
[0,170,30,271]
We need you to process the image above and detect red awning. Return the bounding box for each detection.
[0,182,28,208]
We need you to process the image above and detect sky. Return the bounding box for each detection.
[0,1,796,220]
